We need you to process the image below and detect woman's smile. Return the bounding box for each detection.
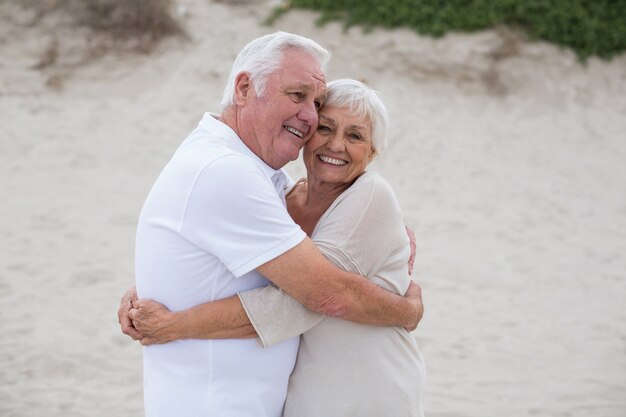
[317,154,348,166]
[304,106,375,188]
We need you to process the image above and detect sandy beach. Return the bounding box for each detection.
[1,1,625,416]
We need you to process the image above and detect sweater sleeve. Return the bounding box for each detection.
[238,285,324,348]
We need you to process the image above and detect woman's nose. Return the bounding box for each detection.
[327,132,345,151]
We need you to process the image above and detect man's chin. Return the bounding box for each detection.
[284,145,304,162]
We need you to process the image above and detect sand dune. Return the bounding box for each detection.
[1,1,625,416]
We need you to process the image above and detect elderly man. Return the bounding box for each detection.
[118,32,422,417]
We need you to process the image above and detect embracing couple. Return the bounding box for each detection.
[117,31,425,417]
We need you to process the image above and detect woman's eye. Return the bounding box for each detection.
[317,125,331,133]
[314,100,322,110]
[349,133,363,141]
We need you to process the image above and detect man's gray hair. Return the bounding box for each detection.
[220,31,331,109]
[325,79,389,155]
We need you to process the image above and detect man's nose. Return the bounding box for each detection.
[298,100,318,127]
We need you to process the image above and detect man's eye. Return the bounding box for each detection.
[290,92,304,101]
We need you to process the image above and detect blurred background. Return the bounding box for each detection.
[1,1,625,416]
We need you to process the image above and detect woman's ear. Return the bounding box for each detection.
[233,72,252,106]
[369,147,378,162]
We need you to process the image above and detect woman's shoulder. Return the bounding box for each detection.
[285,177,307,197]
[345,171,398,203]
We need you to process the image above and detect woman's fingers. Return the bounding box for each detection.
[118,286,142,340]
[129,299,174,344]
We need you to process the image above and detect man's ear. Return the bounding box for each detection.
[233,72,252,106]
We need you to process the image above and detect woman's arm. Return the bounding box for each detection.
[121,287,257,345]
[119,283,323,347]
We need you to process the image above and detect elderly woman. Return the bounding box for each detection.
[125,79,425,416]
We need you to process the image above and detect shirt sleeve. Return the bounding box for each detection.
[178,154,306,278]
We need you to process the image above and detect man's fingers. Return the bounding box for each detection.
[403,281,423,332]
[412,280,422,295]
[405,225,416,275]
[406,280,422,297]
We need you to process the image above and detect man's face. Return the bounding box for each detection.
[238,49,327,169]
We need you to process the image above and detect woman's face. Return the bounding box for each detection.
[303,105,375,187]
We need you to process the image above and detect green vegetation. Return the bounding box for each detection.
[268,0,626,60]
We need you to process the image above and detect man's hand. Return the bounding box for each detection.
[129,299,179,346]
[406,225,416,276]
[117,286,142,340]
[403,281,423,332]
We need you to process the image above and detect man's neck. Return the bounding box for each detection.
[218,106,282,171]
[218,107,237,136]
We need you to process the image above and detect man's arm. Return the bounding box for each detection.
[257,238,422,330]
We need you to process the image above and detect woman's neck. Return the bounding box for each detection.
[287,176,360,237]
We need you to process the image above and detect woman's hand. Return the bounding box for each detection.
[117,286,142,341]
[129,299,180,346]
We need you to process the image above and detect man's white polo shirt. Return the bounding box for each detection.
[135,113,306,417]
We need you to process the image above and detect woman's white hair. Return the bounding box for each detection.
[325,79,389,155]
[220,32,331,109]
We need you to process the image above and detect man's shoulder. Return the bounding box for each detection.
[174,132,261,175]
